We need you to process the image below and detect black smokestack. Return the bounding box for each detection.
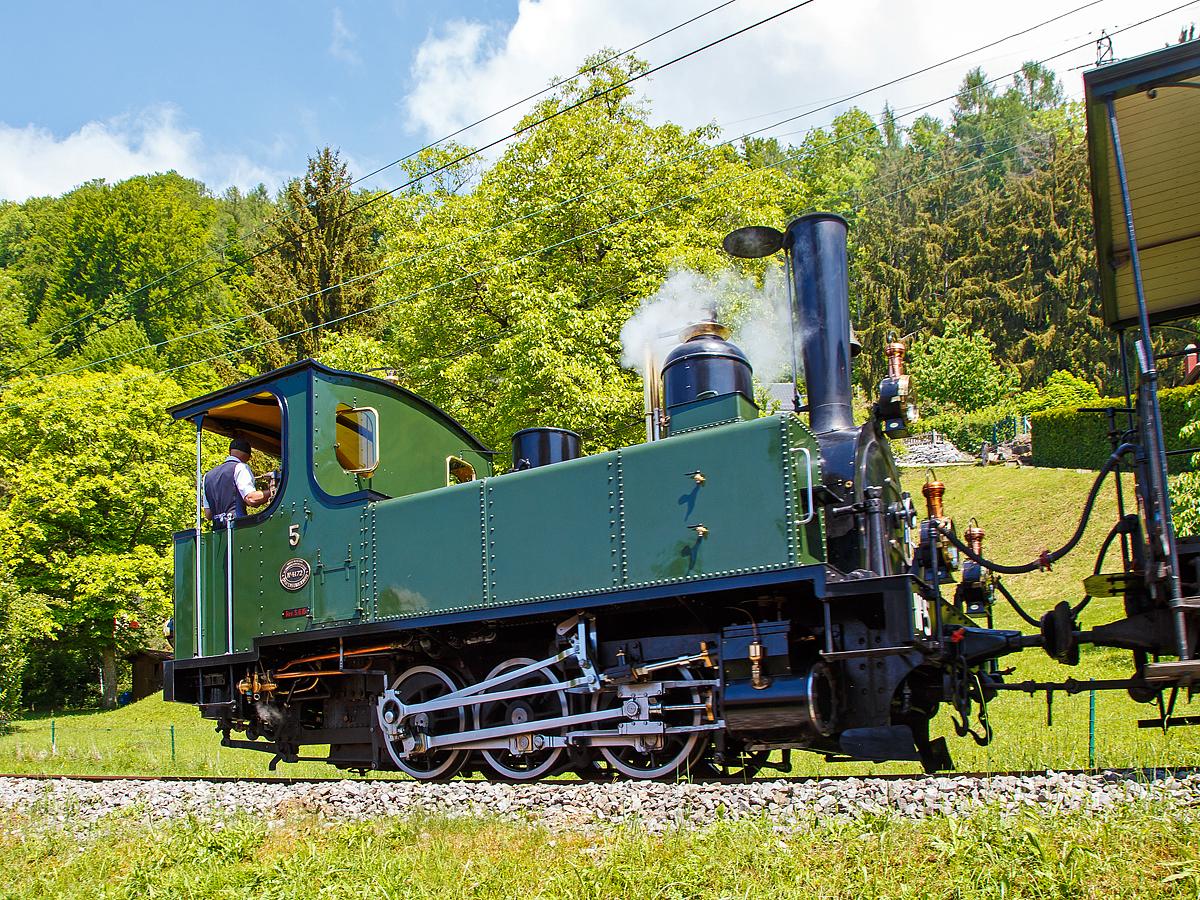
[785,213,854,433]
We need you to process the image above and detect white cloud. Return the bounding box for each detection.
[0,106,288,201]
[330,8,361,66]
[402,0,1185,152]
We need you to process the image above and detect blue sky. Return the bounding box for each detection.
[0,0,1190,200]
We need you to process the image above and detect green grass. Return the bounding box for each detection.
[0,696,346,779]
[3,463,1197,779]
[2,806,1198,899]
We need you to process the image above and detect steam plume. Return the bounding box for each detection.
[620,266,795,386]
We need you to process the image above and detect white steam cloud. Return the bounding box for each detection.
[255,701,284,730]
[620,267,796,387]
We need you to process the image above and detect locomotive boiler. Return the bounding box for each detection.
[164,210,1199,779]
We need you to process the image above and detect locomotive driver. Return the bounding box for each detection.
[201,438,274,523]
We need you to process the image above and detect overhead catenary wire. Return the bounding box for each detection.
[421,118,1067,374]
[5,78,1060,396]
[713,0,1112,135]
[5,0,821,375]
[6,0,1196,411]
[7,0,750,361]
[0,124,1059,416]
[9,0,1173,375]
[3,3,1147,397]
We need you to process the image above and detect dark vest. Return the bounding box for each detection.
[204,459,247,522]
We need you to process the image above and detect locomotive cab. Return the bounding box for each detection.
[167,360,493,672]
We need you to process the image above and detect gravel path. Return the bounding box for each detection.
[896,440,975,467]
[1,772,1196,832]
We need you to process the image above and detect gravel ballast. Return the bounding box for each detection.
[1,771,1196,832]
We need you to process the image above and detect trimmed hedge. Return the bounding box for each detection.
[1029,384,1200,472]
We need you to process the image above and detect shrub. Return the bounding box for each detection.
[907,321,1018,414]
[1029,384,1200,471]
[1016,371,1100,415]
[909,405,1016,454]
[1170,394,1200,535]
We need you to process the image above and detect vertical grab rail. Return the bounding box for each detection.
[194,417,203,658]
[226,516,234,655]
[795,446,816,525]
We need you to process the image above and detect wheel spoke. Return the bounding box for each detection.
[476,657,566,781]
[385,665,468,781]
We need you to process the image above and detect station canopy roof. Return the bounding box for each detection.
[1085,41,1200,330]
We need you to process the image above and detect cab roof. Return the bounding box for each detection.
[168,359,492,457]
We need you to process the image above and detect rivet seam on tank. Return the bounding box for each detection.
[670,417,742,436]
[617,449,627,585]
[373,559,807,616]
[374,561,812,619]
[781,418,795,566]
[488,482,497,595]
[609,460,618,583]
[480,481,490,606]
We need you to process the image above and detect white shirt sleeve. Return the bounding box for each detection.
[234,462,256,499]
[201,483,210,511]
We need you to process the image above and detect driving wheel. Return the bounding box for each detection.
[475,657,567,781]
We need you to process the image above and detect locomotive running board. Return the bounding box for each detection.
[1137,715,1200,729]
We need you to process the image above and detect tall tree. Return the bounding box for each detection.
[253,148,382,363]
[0,368,198,708]
[848,66,1119,397]
[380,53,786,460]
[0,174,235,393]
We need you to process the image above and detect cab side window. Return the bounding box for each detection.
[447,456,476,485]
[335,406,380,475]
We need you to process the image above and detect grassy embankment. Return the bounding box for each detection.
[2,464,1198,778]
[3,807,1199,899]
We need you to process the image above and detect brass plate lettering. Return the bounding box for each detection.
[280,558,311,592]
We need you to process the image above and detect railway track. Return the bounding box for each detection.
[4,766,1197,832]
[0,765,1195,785]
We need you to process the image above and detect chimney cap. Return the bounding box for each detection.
[722,225,785,258]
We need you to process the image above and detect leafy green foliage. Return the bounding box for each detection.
[315,331,399,375]
[1016,370,1100,415]
[1168,394,1200,536]
[253,148,383,364]
[1031,384,1200,471]
[0,368,203,707]
[0,572,54,717]
[850,78,1123,398]
[380,53,785,461]
[0,172,282,393]
[906,320,1017,414]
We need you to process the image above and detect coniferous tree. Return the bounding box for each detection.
[253,148,381,363]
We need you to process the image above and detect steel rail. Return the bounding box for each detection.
[1,766,1195,787]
